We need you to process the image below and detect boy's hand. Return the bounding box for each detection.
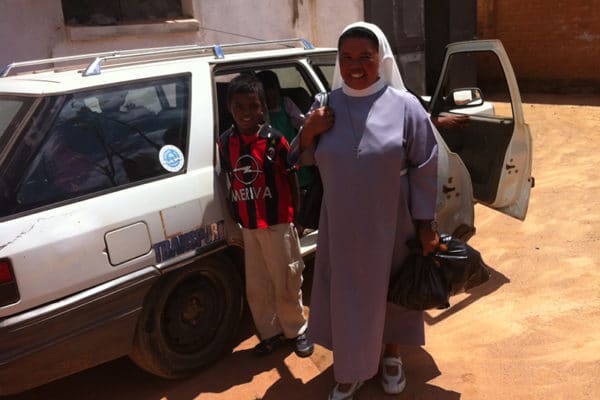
[294,223,305,237]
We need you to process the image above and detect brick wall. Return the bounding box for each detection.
[477,0,600,93]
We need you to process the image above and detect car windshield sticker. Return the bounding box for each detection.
[159,145,184,172]
[153,220,225,263]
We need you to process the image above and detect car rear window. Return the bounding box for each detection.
[0,75,191,219]
[0,96,33,143]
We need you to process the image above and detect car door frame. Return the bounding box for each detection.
[210,54,332,257]
[429,39,533,221]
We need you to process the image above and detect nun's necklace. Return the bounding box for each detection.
[343,96,366,159]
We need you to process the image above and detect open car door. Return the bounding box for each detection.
[430,40,533,221]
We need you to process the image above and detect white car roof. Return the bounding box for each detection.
[0,44,336,96]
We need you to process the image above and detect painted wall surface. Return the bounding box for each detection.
[197,0,362,47]
[0,0,362,67]
[0,0,65,65]
[3,1,596,92]
[478,0,600,92]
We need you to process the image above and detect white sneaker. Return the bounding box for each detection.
[381,356,407,394]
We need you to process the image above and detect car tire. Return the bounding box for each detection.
[129,254,243,378]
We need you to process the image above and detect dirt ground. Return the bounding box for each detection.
[5,93,600,400]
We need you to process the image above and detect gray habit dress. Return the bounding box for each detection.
[306,84,438,383]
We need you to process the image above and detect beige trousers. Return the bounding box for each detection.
[242,223,308,340]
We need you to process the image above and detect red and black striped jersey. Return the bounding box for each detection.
[218,125,296,229]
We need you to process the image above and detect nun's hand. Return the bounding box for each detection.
[307,106,335,134]
[300,106,335,149]
[418,224,439,256]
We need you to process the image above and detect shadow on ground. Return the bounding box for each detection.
[425,266,510,326]
[260,345,461,400]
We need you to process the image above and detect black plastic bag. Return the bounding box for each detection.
[435,234,491,296]
[387,234,492,310]
[387,247,449,310]
[296,167,322,229]
[295,92,328,230]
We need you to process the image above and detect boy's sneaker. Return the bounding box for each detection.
[291,332,314,357]
[253,334,285,356]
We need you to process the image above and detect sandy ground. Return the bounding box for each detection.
[440,93,600,400]
[4,94,600,400]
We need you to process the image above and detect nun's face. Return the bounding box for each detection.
[339,37,380,90]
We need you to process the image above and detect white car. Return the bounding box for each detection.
[0,38,532,394]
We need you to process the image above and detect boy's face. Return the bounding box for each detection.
[229,92,263,135]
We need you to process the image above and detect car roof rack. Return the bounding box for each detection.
[0,38,315,78]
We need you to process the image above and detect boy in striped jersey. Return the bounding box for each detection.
[218,74,313,358]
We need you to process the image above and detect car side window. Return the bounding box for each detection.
[435,51,513,119]
[269,66,313,113]
[12,75,190,214]
[308,53,336,91]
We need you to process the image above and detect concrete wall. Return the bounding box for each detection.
[0,0,362,67]
[478,0,600,93]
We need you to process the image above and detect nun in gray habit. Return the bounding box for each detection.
[291,21,439,399]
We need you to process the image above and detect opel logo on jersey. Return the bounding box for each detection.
[232,155,261,184]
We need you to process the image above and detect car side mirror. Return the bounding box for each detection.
[444,88,484,109]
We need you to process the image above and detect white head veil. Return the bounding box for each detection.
[331,21,406,92]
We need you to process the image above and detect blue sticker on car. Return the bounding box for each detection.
[159,145,184,172]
